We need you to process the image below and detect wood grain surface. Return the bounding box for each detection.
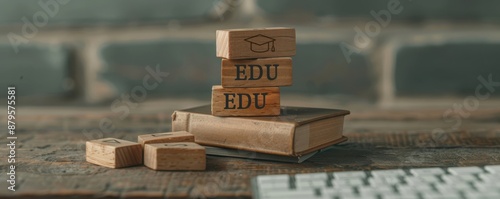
[221,57,292,87]
[1,106,499,198]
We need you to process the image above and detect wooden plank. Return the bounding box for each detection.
[211,85,280,116]
[85,138,142,168]
[221,57,292,87]
[216,27,295,59]
[144,142,206,171]
[137,131,194,147]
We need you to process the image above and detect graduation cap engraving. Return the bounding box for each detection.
[244,34,276,53]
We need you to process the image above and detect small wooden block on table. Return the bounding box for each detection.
[144,142,206,171]
[86,138,142,168]
[211,85,280,116]
[137,131,194,147]
[216,27,296,59]
[221,57,292,87]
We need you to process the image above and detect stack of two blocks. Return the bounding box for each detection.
[212,28,296,116]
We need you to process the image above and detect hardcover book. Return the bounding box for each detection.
[172,105,349,156]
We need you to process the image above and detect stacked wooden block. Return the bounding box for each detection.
[213,27,296,116]
[86,131,205,170]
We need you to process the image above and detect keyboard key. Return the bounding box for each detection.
[368,176,401,185]
[442,174,478,183]
[296,180,327,189]
[259,182,290,190]
[397,184,434,193]
[405,176,441,184]
[339,194,376,199]
[410,167,445,176]
[331,178,365,187]
[435,183,474,193]
[485,165,500,174]
[478,173,500,182]
[381,193,419,199]
[421,192,461,199]
[295,173,329,181]
[321,187,356,196]
[448,166,484,175]
[320,189,356,198]
[474,182,500,190]
[371,169,406,177]
[464,191,500,199]
[261,189,317,199]
[358,186,395,195]
[331,192,377,199]
[331,193,363,199]
[333,171,367,179]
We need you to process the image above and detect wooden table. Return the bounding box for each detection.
[1,103,499,198]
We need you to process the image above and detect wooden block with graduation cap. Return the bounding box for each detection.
[216,27,295,59]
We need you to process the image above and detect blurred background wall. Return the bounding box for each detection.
[1,0,500,106]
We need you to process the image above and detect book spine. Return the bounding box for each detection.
[172,111,296,156]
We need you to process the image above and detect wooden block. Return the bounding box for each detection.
[137,131,194,147]
[143,142,206,171]
[221,57,292,87]
[216,27,296,59]
[86,138,142,168]
[211,85,280,116]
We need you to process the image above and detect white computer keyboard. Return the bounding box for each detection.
[251,165,500,199]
